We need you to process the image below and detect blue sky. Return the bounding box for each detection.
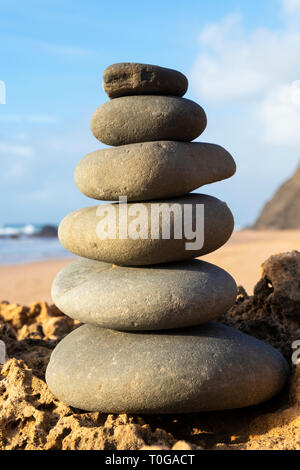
[1,0,300,227]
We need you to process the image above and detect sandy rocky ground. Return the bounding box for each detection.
[0,250,299,450]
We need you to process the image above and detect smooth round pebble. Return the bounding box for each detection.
[74,141,236,201]
[51,258,237,330]
[46,322,289,413]
[103,62,188,98]
[90,95,207,146]
[58,194,234,266]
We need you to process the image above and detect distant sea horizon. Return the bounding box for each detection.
[0,223,58,237]
[0,222,243,265]
[0,223,71,265]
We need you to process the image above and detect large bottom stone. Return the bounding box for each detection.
[46,323,289,414]
[51,258,237,330]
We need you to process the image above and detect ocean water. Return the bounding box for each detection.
[0,223,241,265]
[0,223,42,237]
[0,224,72,265]
[0,237,72,265]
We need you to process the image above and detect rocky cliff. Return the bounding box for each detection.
[253,165,300,229]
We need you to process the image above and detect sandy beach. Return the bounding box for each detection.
[0,229,299,305]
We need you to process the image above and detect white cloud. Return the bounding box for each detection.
[190,14,300,103]
[0,114,57,124]
[36,41,94,58]
[282,0,300,14]
[7,162,27,179]
[0,143,34,158]
[190,6,300,147]
[188,0,300,226]
[192,14,273,101]
[261,82,300,145]
[0,143,35,182]
[27,115,58,124]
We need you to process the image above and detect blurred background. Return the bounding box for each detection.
[0,0,299,301]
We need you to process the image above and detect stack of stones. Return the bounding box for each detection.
[46,63,288,414]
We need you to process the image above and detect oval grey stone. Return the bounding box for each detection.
[103,62,188,98]
[58,194,234,266]
[74,142,236,201]
[51,258,237,330]
[90,96,207,146]
[46,322,289,413]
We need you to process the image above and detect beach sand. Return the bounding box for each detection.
[0,229,299,305]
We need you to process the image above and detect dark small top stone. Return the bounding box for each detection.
[103,62,188,99]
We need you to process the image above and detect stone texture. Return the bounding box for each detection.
[46,322,289,413]
[74,141,236,201]
[51,258,237,330]
[90,96,207,146]
[103,62,188,99]
[58,194,234,266]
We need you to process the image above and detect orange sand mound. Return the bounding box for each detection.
[0,251,299,450]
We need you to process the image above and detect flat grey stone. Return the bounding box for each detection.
[51,258,237,330]
[74,141,236,201]
[46,322,289,413]
[0,340,6,365]
[103,62,188,98]
[58,194,234,265]
[90,96,207,146]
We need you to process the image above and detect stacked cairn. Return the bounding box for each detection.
[46,63,288,413]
